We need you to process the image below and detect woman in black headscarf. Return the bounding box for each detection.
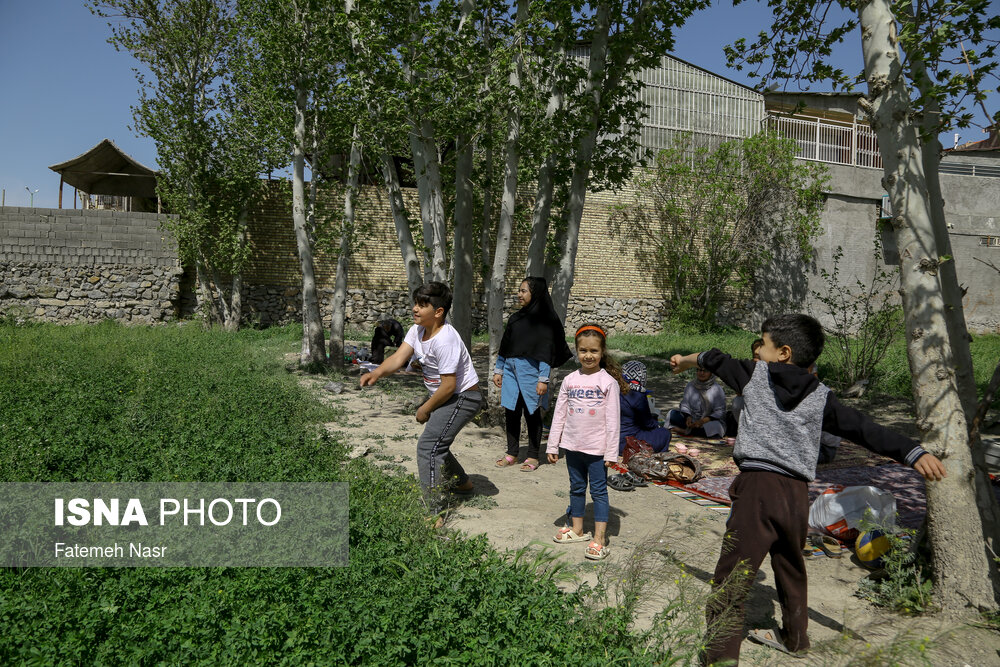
[492,277,572,471]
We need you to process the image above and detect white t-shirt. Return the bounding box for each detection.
[404,323,479,395]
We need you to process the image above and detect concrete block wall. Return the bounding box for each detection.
[788,164,1000,334]
[0,207,184,323]
[3,163,995,334]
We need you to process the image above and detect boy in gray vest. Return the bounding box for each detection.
[671,313,945,665]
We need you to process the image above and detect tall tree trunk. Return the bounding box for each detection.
[909,42,1000,553]
[330,126,363,369]
[450,0,477,346]
[550,3,611,322]
[409,121,448,283]
[195,258,220,327]
[478,9,494,318]
[420,119,448,282]
[410,128,435,283]
[381,152,423,302]
[526,44,566,278]
[209,266,232,326]
[486,0,528,415]
[480,137,494,313]
[292,81,326,366]
[452,133,475,347]
[907,41,979,419]
[226,209,247,333]
[860,0,998,612]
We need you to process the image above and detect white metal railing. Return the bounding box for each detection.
[940,161,1000,178]
[765,114,882,170]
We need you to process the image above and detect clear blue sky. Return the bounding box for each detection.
[1,0,996,209]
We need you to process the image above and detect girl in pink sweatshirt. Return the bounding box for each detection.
[546,323,625,560]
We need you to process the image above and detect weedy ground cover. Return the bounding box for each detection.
[0,321,701,665]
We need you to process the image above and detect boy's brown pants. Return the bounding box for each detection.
[703,470,810,665]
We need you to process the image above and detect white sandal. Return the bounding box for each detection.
[584,541,610,560]
[553,527,592,543]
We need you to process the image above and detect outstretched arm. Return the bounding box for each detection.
[913,453,946,481]
[360,342,414,387]
[670,353,699,374]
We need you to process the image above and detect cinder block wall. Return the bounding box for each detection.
[0,207,184,323]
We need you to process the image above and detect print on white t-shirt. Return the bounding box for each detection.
[403,323,479,395]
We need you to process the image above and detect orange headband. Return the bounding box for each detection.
[575,325,606,339]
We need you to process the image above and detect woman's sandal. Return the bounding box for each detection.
[520,459,539,472]
[584,541,610,560]
[553,527,592,543]
[607,474,634,492]
[495,454,518,468]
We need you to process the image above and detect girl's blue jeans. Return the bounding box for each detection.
[564,450,609,523]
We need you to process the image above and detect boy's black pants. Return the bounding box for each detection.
[703,470,809,665]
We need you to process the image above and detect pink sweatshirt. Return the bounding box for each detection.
[546,369,621,462]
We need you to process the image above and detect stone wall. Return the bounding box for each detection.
[0,207,183,324]
[4,159,997,335]
[239,181,669,333]
[242,285,668,336]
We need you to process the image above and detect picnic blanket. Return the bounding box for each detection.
[613,433,982,528]
[685,464,926,526]
[667,434,894,479]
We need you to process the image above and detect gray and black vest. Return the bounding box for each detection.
[735,360,830,481]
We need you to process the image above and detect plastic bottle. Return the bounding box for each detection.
[351,346,359,363]
[648,392,663,423]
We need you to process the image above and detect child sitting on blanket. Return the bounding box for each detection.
[668,366,726,439]
[619,360,671,455]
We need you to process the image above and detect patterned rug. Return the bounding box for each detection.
[668,434,894,478]
[682,463,994,529]
[612,434,984,527]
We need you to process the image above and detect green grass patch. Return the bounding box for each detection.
[608,325,757,362]
[0,321,698,665]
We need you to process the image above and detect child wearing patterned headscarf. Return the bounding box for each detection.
[618,360,671,454]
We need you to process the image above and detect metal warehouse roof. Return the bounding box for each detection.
[49,139,159,198]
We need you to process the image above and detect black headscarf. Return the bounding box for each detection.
[498,277,573,368]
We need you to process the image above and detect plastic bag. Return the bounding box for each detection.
[807,485,896,541]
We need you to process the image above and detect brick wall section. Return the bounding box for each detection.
[0,207,184,323]
[242,181,669,333]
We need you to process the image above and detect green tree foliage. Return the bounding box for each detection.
[724,0,1000,612]
[89,0,272,330]
[610,132,827,328]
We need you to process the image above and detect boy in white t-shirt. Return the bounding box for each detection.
[360,282,482,517]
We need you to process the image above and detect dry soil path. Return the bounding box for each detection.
[298,346,999,666]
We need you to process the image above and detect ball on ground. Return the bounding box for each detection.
[855,529,891,569]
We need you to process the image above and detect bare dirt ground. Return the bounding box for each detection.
[297,345,1000,666]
